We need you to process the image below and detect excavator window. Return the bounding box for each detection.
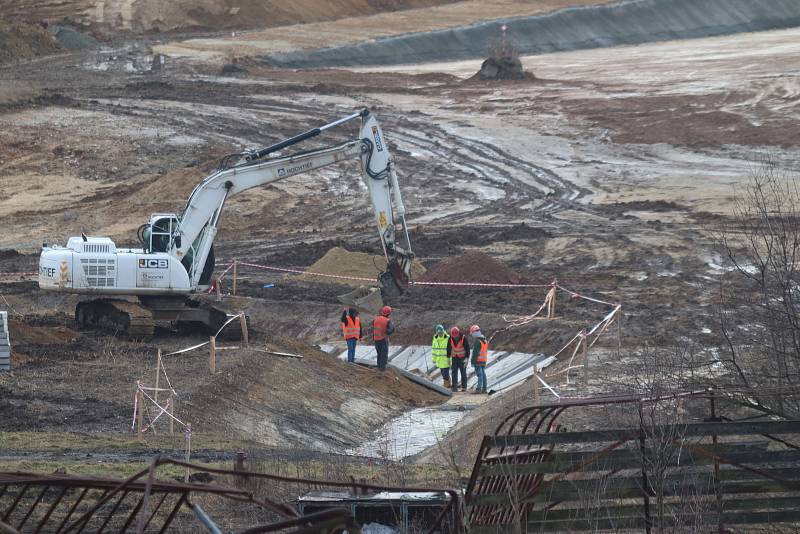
[150,217,177,253]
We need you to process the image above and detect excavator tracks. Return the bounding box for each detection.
[75,299,155,340]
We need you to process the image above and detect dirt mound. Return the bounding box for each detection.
[303,247,425,286]
[9,319,78,345]
[0,22,63,64]
[473,56,532,81]
[418,251,524,285]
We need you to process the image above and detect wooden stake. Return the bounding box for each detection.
[184,424,192,483]
[232,259,238,296]
[136,386,144,443]
[209,336,216,374]
[154,349,161,405]
[215,277,222,302]
[582,335,589,386]
[169,394,174,436]
[548,287,557,319]
[239,313,248,347]
[617,310,622,356]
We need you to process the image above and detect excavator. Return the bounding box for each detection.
[38,109,414,338]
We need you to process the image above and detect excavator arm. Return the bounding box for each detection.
[170,109,413,298]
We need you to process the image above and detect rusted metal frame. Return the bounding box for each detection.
[719,415,800,451]
[54,487,91,534]
[466,439,494,524]
[156,493,187,534]
[2,484,29,523]
[667,438,800,490]
[141,491,170,532]
[426,496,458,534]
[16,485,49,531]
[239,508,354,533]
[94,490,130,533]
[472,406,564,526]
[119,492,148,532]
[710,393,723,533]
[61,462,252,533]
[33,485,68,534]
[61,465,155,533]
[157,458,460,504]
[157,458,461,531]
[136,456,159,533]
[504,406,562,523]
[529,436,635,494]
[638,406,652,534]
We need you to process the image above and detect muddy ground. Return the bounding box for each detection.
[1,23,798,475]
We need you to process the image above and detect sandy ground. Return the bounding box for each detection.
[155,0,610,59]
[1,23,798,474]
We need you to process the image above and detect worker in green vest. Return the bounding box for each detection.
[431,324,451,388]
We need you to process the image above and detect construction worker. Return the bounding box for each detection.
[431,324,451,388]
[447,326,470,392]
[469,324,489,394]
[373,306,395,371]
[340,308,362,363]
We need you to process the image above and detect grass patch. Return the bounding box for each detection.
[0,431,263,453]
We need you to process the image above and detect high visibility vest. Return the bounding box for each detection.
[432,334,450,368]
[373,316,390,341]
[450,337,466,358]
[477,339,489,364]
[342,316,360,340]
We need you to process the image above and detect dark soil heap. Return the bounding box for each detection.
[474,55,532,80]
[0,22,63,64]
[419,251,524,284]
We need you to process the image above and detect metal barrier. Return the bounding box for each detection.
[465,391,800,532]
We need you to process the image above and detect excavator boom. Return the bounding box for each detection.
[39,109,414,336]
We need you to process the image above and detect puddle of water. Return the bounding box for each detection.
[348,407,469,460]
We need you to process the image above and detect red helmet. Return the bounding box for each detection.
[469,324,481,334]
[450,326,460,337]
[381,306,392,316]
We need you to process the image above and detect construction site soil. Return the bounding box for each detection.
[1,4,799,477]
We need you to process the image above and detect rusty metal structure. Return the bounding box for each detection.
[0,458,460,533]
[464,390,800,532]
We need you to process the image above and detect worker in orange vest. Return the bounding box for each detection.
[447,326,470,392]
[373,306,395,371]
[469,324,489,394]
[340,308,362,363]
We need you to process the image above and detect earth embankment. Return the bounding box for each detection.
[265,0,800,68]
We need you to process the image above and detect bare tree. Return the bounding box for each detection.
[716,158,800,418]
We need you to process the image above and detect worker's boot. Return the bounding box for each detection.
[481,388,488,394]
[443,378,451,389]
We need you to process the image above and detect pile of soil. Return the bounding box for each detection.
[473,56,532,81]
[9,319,77,345]
[303,247,426,286]
[0,22,63,64]
[418,251,524,284]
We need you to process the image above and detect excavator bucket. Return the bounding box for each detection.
[337,286,384,315]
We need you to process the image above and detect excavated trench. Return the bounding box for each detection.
[264,0,800,68]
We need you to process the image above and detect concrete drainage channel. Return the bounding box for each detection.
[321,344,554,460]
